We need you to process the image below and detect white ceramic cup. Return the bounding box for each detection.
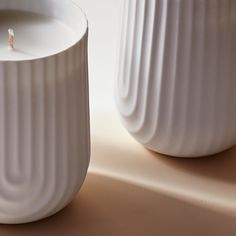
[0,0,90,223]
[116,0,236,158]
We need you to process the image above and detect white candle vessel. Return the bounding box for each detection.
[116,0,236,158]
[0,0,90,223]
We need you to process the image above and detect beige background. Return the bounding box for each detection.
[78,0,122,111]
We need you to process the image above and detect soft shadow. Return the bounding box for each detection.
[92,138,236,185]
[148,145,236,184]
[0,173,235,236]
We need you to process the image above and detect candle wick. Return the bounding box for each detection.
[8,28,14,49]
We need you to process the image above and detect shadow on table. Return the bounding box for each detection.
[92,138,236,186]
[0,173,235,236]
[150,145,236,184]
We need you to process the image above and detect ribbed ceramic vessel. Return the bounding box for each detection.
[116,0,236,157]
[0,0,90,223]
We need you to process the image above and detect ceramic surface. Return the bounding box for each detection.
[0,0,90,223]
[116,0,236,157]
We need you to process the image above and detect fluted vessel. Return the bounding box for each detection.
[116,0,236,157]
[0,0,90,223]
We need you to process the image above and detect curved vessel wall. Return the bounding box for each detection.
[116,0,236,157]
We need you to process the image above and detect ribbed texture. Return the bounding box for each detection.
[0,30,90,223]
[116,0,236,157]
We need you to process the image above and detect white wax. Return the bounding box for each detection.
[0,10,78,61]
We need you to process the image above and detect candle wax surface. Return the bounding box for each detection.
[0,10,78,61]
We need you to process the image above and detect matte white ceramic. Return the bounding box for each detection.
[0,0,90,223]
[116,0,236,157]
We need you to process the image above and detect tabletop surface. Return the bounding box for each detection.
[0,111,235,236]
